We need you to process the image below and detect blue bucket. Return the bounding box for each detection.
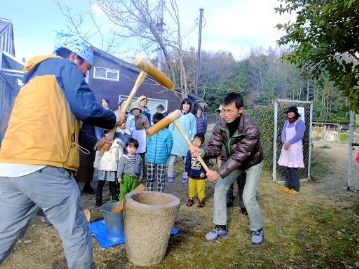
[101,202,124,241]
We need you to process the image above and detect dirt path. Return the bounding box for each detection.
[312,140,359,194]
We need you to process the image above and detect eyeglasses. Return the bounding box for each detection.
[221,108,239,115]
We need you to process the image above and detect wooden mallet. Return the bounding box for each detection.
[172,120,210,173]
[99,57,175,154]
[146,109,210,172]
[146,109,182,136]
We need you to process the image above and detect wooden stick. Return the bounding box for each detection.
[146,109,182,136]
[111,183,148,213]
[83,208,103,223]
[111,201,124,213]
[173,120,210,173]
[121,71,147,114]
[99,71,147,155]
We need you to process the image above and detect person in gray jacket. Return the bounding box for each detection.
[117,138,143,200]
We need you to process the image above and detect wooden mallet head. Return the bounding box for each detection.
[134,57,175,90]
[120,57,175,114]
[146,109,182,136]
[100,57,175,154]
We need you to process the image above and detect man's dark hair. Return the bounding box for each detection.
[126,138,139,149]
[54,47,85,64]
[152,112,164,124]
[193,133,205,144]
[221,92,244,109]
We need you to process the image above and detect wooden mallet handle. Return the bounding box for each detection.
[99,71,147,155]
[146,109,182,136]
[99,57,175,154]
[121,71,147,113]
[173,120,210,173]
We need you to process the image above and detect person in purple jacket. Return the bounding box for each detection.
[195,106,208,135]
[278,106,306,194]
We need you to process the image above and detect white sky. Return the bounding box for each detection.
[1,0,291,62]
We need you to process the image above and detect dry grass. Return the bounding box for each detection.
[2,142,359,269]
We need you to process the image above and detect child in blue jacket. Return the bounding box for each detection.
[185,133,209,208]
[146,113,173,191]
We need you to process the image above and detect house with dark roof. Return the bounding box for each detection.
[88,47,179,114]
[0,18,23,143]
[0,18,180,141]
[0,18,15,56]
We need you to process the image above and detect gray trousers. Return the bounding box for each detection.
[0,166,96,269]
[167,154,187,179]
[213,162,263,231]
[226,171,246,208]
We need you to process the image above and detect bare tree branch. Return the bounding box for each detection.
[57,0,193,100]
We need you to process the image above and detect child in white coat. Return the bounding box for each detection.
[94,130,124,206]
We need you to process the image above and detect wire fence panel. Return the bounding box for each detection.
[348,111,359,191]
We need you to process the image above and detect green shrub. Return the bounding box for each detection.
[246,105,274,169]
[339,133,350,141]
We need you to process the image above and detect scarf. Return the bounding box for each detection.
[288,117,298,124]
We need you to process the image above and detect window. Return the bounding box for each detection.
[93,66,120,81]
[118,95,168,114]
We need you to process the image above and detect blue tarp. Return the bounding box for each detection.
[89,220,180,249]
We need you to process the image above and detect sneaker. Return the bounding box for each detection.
[186,198,194,207]
[181,177,188,184]
[167,176,174,183]
[197,200,205,208]
[251,229,264,244]
[280,187,290,193]
[240,207,248,215]
[205,226,228,241]
[288,189,298,195]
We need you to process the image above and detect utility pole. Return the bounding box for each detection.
[157,0,164,71]
[195,8,204,96]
